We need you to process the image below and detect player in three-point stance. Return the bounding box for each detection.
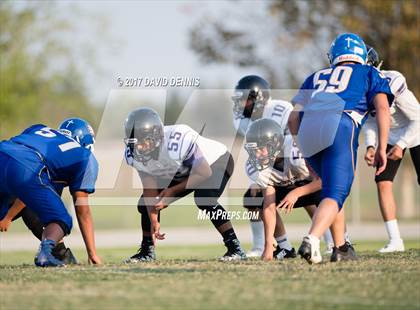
[124,108,246,262]
[231,75,335,257]
[289,33,393,264]
[244,118,324,261]
[0,118,101,266]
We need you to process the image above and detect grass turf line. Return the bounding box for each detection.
[0,241,419,309]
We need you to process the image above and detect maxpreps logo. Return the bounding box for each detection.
[197,209,259,221]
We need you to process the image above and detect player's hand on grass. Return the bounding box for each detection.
[387,145,403,161]
[374,149,387,176]
[364,146,376,166]
[262,247,273,261]
[0,217,12,232]
[88,254,102,265]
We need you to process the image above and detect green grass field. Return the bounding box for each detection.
[1,241,419,309]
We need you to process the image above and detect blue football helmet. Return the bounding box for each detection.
[328,33,367,65]
[58,118,95,151]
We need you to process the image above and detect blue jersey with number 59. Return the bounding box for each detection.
[0,124,98,193]
[292,64,393,120]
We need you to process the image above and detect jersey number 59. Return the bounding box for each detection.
[312,66,353,97]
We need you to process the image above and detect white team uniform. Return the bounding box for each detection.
[233,99,293,136]
[125,124,227,181]
[245,135,313,188]
[363,70,420,149]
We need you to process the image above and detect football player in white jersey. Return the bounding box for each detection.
[244,118,330,261]
[363,46,420,253]
[123,108,246,262]
[232,75,334,257]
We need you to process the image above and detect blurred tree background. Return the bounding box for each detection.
[189,0,419,95]
[0,2,99,139]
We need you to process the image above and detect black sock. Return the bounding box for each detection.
[338,243,349,252]
[222,228,238,244]
[52,242,67,257]
[142,236,154,247]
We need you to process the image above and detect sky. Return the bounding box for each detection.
[62,1,252,105]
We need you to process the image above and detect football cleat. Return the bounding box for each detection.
[324,242,335,255]
[220,239,247,261]
[273,245,297,260]
[57,248,78,265]
[379,239,405,253]
[330,242,357,262]
[298,236,322,264]
[124,245,156,263]
[246,247,264,258]
[34,239,65,267]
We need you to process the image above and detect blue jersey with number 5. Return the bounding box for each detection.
[0,124,98,193]
[292,64,393,117]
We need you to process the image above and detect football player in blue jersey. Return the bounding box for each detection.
[0,118,101,267]
[289,33,393,264]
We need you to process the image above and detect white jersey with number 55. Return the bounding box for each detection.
[233,99,293,136]
[125,124,227,180]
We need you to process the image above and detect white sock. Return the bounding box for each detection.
[307,234,320,248]
[384,219,401,242]
[276,234,292,251]
[323,229,334,245]
[250,220,264,250]
[344,231,351,244]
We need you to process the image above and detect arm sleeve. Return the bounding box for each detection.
[362,115,378,148]
[394,88,420,149]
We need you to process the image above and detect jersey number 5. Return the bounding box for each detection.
[312,66,353,97]
[35,127,80,152]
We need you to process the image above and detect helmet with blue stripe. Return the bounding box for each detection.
[58,118,95,151]
[328,33,367,65]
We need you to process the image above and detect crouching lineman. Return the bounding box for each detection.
[124,108,246,262]
[244,118,324,261]
[0,118,101,267]
[363,45,420,252]
[232,75,335,256]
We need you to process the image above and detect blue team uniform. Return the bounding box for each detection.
[0,124,98,234]
[292,64,393,208]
